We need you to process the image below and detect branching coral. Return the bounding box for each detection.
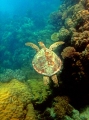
[52,96,73,119]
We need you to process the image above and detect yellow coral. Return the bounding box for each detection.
[51,32,59,41]
[0,79,37,120]
[27,79,51,105]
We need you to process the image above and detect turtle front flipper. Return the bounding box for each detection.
[49,41,64,51]
[25,42,40,52]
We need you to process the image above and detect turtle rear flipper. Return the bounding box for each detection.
[51,74,59,87]
[43,76,50,85]
[49,41,64,51]
[25,42,40,52]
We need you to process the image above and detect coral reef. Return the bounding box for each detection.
[0,69,26,82]
[49,11,63,30]
[53,0,89,112]
[52,96,73,119]
[58,27,70,41]
[0,78,53,120]
[64,18,74,28]
[51,27,70,42]
[0,79,37,120]
[80,105,89,119]
[49,1,89,119]
[61,47,80,59]
[40,96,74,120]
[27,79,52,105]
[50,0,86,42]
[64,109,86,120]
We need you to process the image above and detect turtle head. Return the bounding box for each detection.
[38,41,46,49]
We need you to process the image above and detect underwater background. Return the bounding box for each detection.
[0,0,62,81]
[0,0,89,120]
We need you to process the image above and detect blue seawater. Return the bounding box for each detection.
[0,0,62,81]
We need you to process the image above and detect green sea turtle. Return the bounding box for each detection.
[25,41,64,86]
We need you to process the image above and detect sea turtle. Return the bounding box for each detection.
[25,41,64,86]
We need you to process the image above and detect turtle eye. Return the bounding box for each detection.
[45,51,49,55]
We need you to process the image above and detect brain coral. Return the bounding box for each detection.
[0,79,37,120]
